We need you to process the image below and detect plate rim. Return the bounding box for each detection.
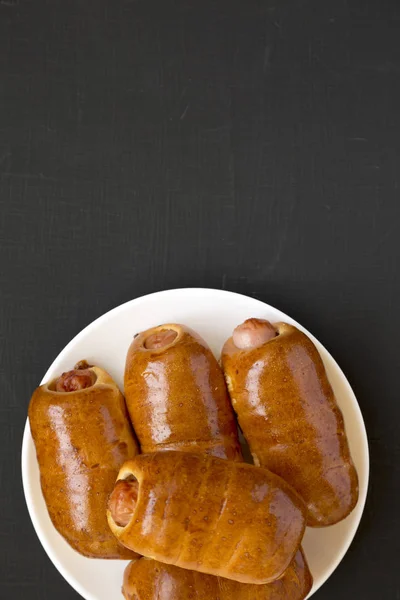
[21,287,370,599]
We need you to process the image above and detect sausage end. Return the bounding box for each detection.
[232,318,277,349]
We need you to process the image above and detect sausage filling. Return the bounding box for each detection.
[144,329,178,349]
[233,318,277,349]
[55,369,96,392]
[109,478,139,527]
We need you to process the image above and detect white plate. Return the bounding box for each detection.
[22,288,369,599]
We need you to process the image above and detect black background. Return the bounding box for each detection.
[1,0,399,598]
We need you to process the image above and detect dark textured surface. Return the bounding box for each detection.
[0,0,399,598]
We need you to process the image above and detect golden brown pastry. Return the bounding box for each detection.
[124,324,242,460]
[221,319,359,527]
[122,549,313,600]
[28,361,139,558]
[107,452,306,584]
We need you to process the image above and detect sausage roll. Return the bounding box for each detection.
[221,319,359,527]
[122,549,312,600]
[124,324,242,460]
[107,452,306,584]
[28,361,139,558]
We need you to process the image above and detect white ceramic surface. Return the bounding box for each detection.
[22,288,369,600]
